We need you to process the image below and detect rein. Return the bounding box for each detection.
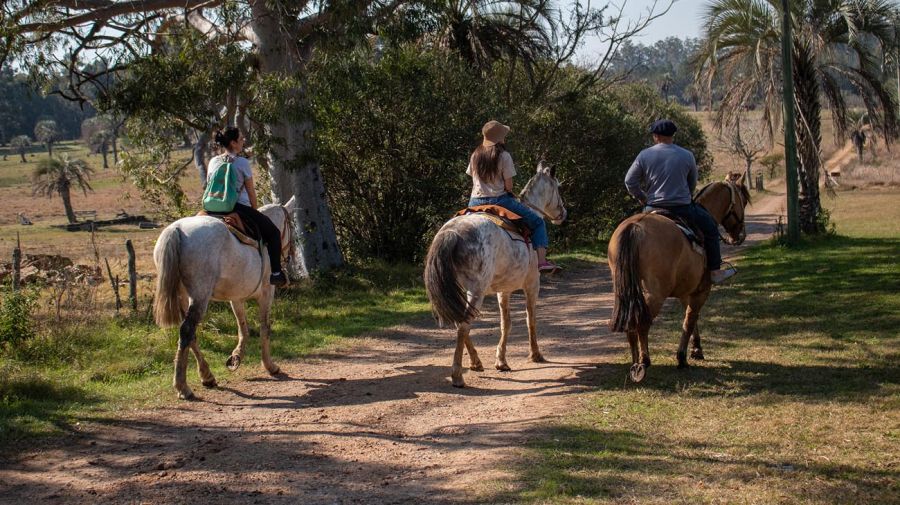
[278,205,295,265]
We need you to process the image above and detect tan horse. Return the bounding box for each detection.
[424,163,567,387]
[607,177,750,382]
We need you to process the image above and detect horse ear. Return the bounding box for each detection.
[536,161,546,174]
[284,195,298,211]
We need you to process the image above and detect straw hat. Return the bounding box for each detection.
[482,120,510,147]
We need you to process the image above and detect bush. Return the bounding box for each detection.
[0,288,36,349]
[310,48,714,259]
[310,46,501,261]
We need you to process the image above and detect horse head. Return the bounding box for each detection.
[520,161,567,225]
[719,173,751,245]
[261,197,297,264]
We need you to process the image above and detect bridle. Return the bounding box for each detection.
[718,182,747,245]
[521,176,567,223]
[278,205,295,266]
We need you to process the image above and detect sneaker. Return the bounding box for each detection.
[538,261,561,273]
[710,267,737,284]
[269,271,288,287]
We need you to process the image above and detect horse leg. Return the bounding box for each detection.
[676,298,695,369]
[524,282,545,363]
[691,325,704,360]
[174,299,208,400]
[464,334,484,372]
[637,295,664,368]
[627,330,640,365]
[258,286,280,376]
[190,339,217,388]
[226,300,251,371]
[495,292,512,371]
[451,323,470,388]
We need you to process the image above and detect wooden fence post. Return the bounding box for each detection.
[12,232,21,291]
[105,258,122,313]
[126,239,137,312]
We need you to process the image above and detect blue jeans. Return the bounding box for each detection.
[645,203,721,270]
[469,193,549,249]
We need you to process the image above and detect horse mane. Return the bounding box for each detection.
[694,181,751,205]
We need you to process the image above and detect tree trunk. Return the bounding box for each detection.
[101,142,109,169]
[60,182,77,224]
[745,158,753,190]
[19,151,26,163]
[111,134,119,164]
[792,41,823,235]
[47,141,53,157]
[194,129,210,187]
[251,5,343,276]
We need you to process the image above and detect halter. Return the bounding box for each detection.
[520,178,566,223]
[718,182,746,245]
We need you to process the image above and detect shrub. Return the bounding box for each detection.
[0,288,36,349]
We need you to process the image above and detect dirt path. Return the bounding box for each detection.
[0,189,785,504]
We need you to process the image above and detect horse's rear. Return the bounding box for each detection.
[152,201,293,399]
[607,214,707,382]
[424,214,538,387]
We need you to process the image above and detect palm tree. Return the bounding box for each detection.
[34,120,60,157]
[694,0,899,234]
[425,0,555,72]
[32,155,94,224]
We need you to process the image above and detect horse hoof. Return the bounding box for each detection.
[495,362,511,372]
[629,363,646,383]
[676,351,688,369]
[267,366,281,377]
[691,349,705,360]
[677,361,689,369]
[470,363,485,372]
[177,389,197,401]
[202,379,218,389]
[226,355,241,371]
[530,354,547,363]
[451,377,466,388]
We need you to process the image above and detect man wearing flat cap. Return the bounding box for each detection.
[624,119,736,284]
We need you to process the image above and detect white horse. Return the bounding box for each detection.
[423,163,567,387]
[153,198,295,400]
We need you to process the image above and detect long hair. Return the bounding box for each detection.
[470,143,506,184]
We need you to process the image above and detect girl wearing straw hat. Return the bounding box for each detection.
[466,120,560,273]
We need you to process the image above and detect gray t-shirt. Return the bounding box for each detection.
[624,143,698,206]
[208,154,253,207]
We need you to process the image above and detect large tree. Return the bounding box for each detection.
[34,119,59,156]
[694,0,898,234]
[32,155,94,224]
[3,1,412,275]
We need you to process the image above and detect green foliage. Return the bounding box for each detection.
[310,47,714,259]
[0,288,36,349]
[759,152,784,178]
[31,155,94,197]
[310,46,501,261]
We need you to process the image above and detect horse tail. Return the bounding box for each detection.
[609,222,652,333]
[424,229,479,326]
[153,226,185,328]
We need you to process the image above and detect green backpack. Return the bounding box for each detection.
[202,156,240,213]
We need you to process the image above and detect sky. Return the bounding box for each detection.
[579,0,706,59]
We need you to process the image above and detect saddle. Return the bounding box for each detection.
[644,207,705,256]
[197,210,260,248]
[455,205,532,243]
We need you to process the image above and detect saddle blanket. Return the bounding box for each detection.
[455,205,531,242]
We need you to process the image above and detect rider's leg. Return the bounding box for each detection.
[691,205,722,270]
[233,204,285,285]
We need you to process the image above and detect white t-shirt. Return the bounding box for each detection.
[466,151,517,198]
[208,154,253,207]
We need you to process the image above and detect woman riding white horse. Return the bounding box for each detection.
[425,153,567,387]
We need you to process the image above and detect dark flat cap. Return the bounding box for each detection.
[650,119,677,136]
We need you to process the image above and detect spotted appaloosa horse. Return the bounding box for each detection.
[153,198,295,400]
[608,176,750,382]
[424,162,567,387]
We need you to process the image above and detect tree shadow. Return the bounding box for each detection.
[493,423,898,504]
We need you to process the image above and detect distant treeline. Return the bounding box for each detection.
[0,69,95,144]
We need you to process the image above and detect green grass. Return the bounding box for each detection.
[492,192,900,504]
[0,260,429,444]
[0,141,116,188]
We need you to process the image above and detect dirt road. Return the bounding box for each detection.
[0,188,783,504]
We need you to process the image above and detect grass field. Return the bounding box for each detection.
[493,189,900,504]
